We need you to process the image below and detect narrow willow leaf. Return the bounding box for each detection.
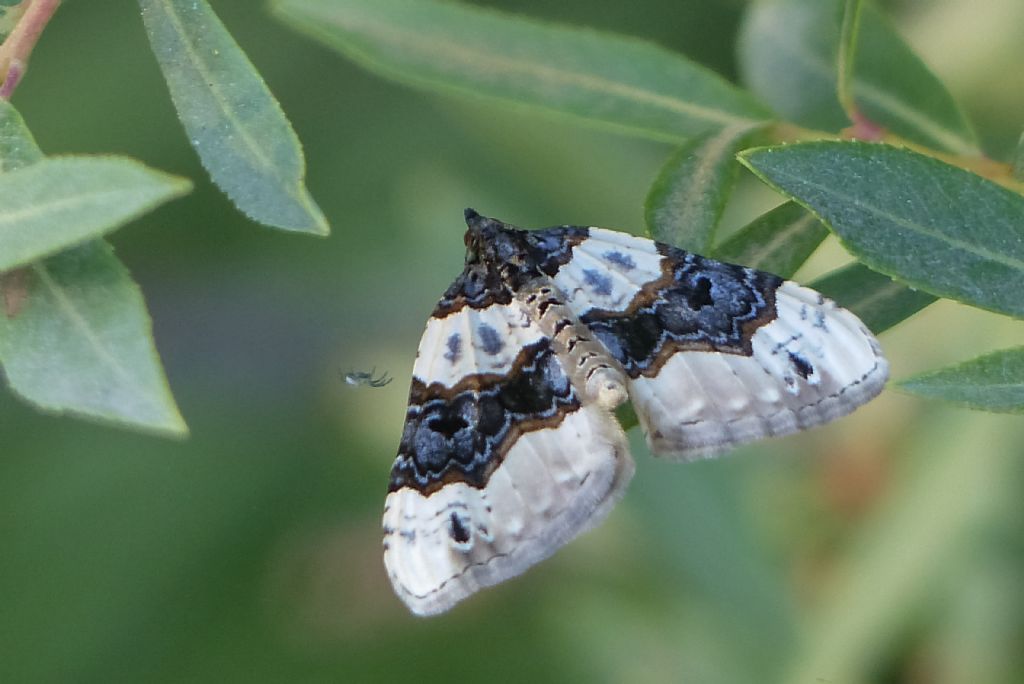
[644,125,757,251]
[1013,131,1024,182]
[0,157,191,273]
[0,99,43,171]
[740,142,1024,319]
[811,262,935,334]
[738,0,979,155]
[787,411,1020,681]
[836,0,863,118]
[0,1,27,43]
[897,347,1024,414]
[0,242,188,436]
[0,100,187,436]
[272,0,772,143]
[139,0,328,235]
[714,202,827,278]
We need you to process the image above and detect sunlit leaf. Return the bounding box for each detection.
[0,242,188,436]
[0,157,191,273]
[0,101,186,437]
[272,0,772,143]
[0,99,42,171]
[644,125,757,252]
[139,0,328,234]
[811,262,935,334]
[897,347,1024,414]
[738,0,979,155]
[714,202,827,278]
[740,142,1024,318]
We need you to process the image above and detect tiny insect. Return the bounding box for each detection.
[343,367,393,388]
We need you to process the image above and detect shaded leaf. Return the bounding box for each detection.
[630,453,797,680]
[1014,131,1024,182]
[0,99,42,171]
[897,347,1024,414]
[738,0,978,155]
[786,411,1022,681]
[272,0,771,143]
[644,125,757,251]
[0,241,187,436]
[836,0,863,118]
[811,262,935,334]
[714,202,827,278]
[0,157,190,273]
[139,0,328,234]
[740,142,1024,319]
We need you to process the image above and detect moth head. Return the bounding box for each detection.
[463,208,534,274]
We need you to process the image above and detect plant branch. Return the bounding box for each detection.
[0,0,62,100]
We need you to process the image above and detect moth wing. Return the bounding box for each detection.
[384,298,634,616]
[552,228,888,460]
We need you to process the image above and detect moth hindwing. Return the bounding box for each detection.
[383,209,887,616]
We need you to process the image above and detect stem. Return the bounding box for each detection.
[0,0,62,100]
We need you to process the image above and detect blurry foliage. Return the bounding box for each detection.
[0,0,1022,682]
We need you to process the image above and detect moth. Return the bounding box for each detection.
[384,209,888,616]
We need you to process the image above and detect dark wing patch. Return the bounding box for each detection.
[389,338,581,495]
[580,244,782,378]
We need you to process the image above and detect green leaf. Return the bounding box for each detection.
[0,242,188,436]
[714,202,827,278]
[139,0,328,235]
[0,100,187,437]
[0,99,43,171]
[1013,131,1024,182]
[272,0,772,143]
[897,347,1024,414]
[738,0,979,155]
[0,1,26,41]
[786,411,1021,681]
[644,125,757,251]
[811,263,935,334]
[739,142,1024,319]
[835,0,863,118]
[0,157,191,273]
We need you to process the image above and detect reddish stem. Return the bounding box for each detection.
[0,0,62,100]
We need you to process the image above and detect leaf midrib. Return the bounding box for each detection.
[309,7,765,130]
[763,166,1024,272]
[149,0,303,204]
[31,262,161,413]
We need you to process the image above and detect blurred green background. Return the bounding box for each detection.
[2,0,1023,681]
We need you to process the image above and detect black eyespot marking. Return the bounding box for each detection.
[604,250,636,270]
[429,414,468,437]
[477,324,505,355]
[444,333,462,364]
[687,276,713,309]
[390,339,580,494]
[789,352,814,379]
[449,512,471,544]
[583,268,613,296]
[580,248,781,378]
